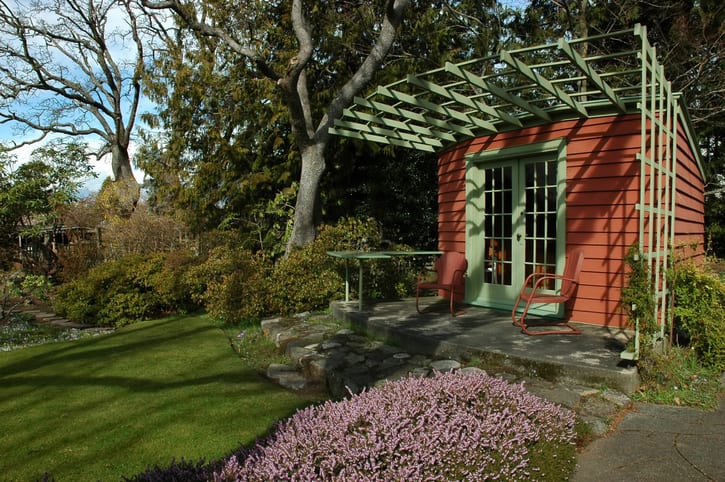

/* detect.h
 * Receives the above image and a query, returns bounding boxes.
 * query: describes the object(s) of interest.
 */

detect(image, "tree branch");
[0,0,149,187]
[316,0,411,145]
[141,0,281,81]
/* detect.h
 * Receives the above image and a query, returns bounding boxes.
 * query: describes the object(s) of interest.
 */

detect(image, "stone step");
[262,317,500,401]
[16,306,90,329]
[260,314,633,437]
[266,363,311,391]
[262,315,433,399]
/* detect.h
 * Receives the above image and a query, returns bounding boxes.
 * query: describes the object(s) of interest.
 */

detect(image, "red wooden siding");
[438,148,467,253]
[437,114,704,329]
[673,124,705,259]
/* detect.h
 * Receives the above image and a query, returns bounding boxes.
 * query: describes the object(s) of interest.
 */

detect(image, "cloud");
[3,134,145,197]
[82,142,145,196]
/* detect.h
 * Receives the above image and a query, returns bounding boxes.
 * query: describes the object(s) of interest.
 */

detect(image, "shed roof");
[331,24,698,160]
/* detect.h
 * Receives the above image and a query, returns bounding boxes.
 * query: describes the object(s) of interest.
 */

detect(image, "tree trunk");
[281,0,410,254]
[111,143,137,183]
[110,142,140,215]
[286,142,325,251]
[141,0,411,253]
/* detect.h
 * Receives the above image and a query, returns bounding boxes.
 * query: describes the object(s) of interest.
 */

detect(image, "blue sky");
[0,128,145,196]
[0,0,150,196]
[2,0,531,196]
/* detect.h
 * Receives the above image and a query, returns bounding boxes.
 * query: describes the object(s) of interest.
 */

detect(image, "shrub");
[54,197,105,281]
[54,251,202,326]
[706,223,725,259]
[54,257,127,325]
[620,245,657,340]
[319,217,421,300]
[263,217,421,316]
[55,240,104,282]
[101,204,195,260]
[671,261,725,371]
[1,270,51,322]
[184,245,271,324]
[148,249,200,314]
[315,216,385,251]
[52,217,424,326]
[122,457,226,482]
[96,176,141,219]
[265,238,344,316]
[214,371,576,481]
[635,346,722,409]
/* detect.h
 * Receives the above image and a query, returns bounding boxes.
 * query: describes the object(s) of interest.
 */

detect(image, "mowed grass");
[0,314,314,481]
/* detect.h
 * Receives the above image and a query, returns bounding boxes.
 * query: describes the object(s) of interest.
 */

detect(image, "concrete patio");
[331,297,641,394]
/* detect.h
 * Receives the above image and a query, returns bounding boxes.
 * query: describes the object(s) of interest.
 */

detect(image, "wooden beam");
[327,25,662,156]
[557,39,627,113]
[358,91,476,138]
[328,126,437,152]
[332,118,443,148]
[500,50,589,117]
[406,75,522,129]
[444,62,551,122]
[349,98,457,142]
[375,85,497,133]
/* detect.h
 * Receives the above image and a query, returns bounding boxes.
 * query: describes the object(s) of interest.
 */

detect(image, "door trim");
[465,138,568,315]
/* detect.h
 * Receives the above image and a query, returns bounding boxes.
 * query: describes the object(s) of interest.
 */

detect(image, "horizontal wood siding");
[673,124,705,259]
[438,114,703,327]
[438,114,647,328]
[438,147,467,253]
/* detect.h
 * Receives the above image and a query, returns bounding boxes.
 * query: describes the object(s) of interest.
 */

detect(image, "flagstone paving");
[260,312,633,438]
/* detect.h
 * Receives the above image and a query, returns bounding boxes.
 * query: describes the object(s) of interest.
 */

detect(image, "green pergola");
[331,25,702,358]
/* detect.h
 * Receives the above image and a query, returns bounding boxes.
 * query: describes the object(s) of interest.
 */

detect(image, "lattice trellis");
[330,25,700,358]
[331,27,652,150]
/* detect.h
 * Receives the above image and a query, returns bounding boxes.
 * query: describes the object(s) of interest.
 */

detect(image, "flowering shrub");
[214,370,576,481]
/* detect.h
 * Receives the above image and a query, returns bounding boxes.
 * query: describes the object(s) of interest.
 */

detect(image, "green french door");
[466,140,566,314]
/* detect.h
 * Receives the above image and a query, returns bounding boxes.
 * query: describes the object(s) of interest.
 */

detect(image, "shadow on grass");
[0,317,207,374]
[0,314,317,481]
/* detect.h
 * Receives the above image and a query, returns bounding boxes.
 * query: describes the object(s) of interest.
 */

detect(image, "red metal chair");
[416,251,468,316]
[512,249,585,335]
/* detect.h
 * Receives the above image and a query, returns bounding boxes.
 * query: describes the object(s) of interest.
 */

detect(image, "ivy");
[622,243,725,371]
[620,244,658,343]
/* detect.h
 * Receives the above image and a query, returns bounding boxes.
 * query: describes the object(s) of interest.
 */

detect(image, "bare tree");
[141,0,411,252]
[0,0,147,201]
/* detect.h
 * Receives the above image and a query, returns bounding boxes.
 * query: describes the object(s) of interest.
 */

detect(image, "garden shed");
[330,25,705,349]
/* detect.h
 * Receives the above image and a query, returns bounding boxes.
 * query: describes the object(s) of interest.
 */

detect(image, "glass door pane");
[482,165,513,286]
[523,158,558,290]
[466,144,564,311]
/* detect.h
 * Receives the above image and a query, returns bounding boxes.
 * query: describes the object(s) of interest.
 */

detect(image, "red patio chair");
[511,249,585,335]
[416,251,468,316]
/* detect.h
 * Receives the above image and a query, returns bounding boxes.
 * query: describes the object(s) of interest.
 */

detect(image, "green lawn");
[0,314,314,481]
